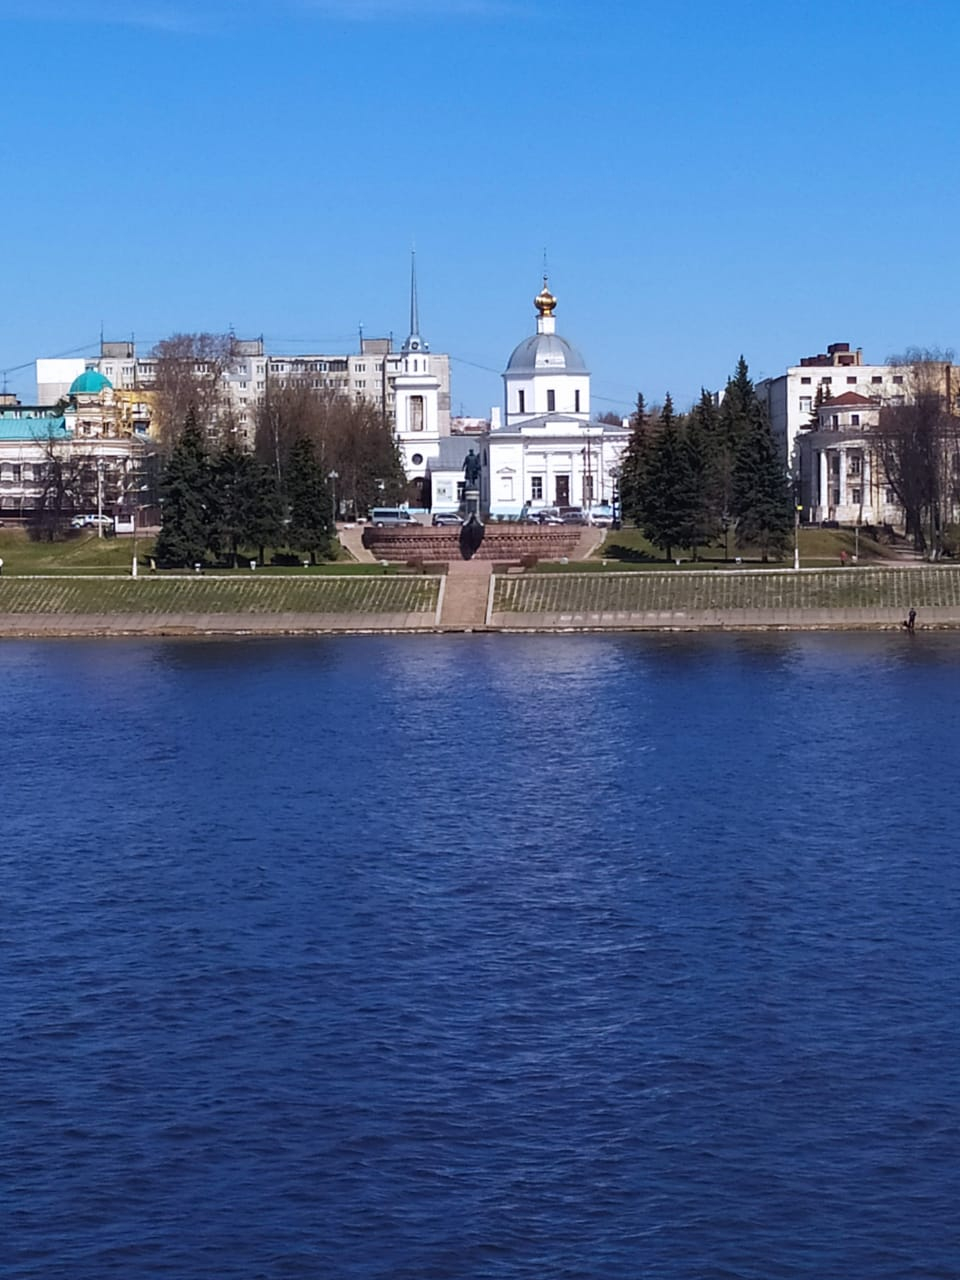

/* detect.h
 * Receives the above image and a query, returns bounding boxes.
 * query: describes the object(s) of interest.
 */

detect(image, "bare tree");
[31,431,89,540]
[874,350,959,556]
[150,332,234,450]
[254,381,404,517]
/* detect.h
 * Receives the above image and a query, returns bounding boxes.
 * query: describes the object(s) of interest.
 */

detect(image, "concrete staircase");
[439,560,491,630]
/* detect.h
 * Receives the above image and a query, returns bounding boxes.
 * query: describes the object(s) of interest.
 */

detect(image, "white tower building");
[392,254,443,503]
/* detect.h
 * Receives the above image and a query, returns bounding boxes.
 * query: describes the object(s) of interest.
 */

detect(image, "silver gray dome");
[504,332,588,375]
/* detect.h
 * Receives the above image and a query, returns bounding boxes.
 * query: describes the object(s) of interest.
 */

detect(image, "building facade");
[0,371,149,522]
[755,342,954,474]
[481,281,628,518]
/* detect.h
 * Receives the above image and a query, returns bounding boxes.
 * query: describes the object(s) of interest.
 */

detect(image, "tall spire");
[402,250,429,354]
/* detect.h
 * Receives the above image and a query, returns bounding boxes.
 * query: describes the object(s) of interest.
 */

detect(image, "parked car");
[586,505,615,527]
[431,512,462,526]
[70,514,113,529]
[527,507,563,525]
[560,508,586,525]
[367,508,419,527]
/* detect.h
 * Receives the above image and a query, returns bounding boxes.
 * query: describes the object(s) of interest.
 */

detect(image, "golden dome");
[534,276,557,317]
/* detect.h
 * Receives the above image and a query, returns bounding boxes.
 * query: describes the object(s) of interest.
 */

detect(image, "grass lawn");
[593,525,900,569]
[494,566,960,616]
[0,528,392,577]
[0,574,440,615]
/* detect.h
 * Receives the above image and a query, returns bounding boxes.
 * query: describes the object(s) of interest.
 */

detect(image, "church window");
[531,475,543,501]
[574,390,580,412]
[410,395,425,431]
[411,452,424,466]
[547,389,556,412]
[518,390,525,413]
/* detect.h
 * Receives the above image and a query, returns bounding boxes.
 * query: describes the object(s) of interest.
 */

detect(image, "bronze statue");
[463,448,481,486]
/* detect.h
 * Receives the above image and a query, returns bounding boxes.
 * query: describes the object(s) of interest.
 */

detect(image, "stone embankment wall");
[361,524,581,563]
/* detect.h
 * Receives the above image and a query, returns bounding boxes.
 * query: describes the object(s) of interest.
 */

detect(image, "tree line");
[619,357,794,561]
[155,410,337,567]
[150,332,407,518]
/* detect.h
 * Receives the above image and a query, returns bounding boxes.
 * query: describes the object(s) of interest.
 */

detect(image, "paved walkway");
[335,523,378,563]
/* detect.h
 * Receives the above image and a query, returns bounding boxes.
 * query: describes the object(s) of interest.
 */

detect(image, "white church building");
[480,281,629,518]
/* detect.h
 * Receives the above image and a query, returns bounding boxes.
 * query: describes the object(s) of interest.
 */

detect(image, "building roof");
[430,436,478,470]
[491,413,627,436]
[504,332,588,375]
[821,391,879,407]
[69,369,112,396]
[0,416,69,441]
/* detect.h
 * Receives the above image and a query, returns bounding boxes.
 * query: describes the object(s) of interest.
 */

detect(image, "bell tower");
[393,252,442,485]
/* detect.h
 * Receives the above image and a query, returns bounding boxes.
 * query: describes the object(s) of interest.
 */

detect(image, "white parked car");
[586,506,615,527]
[70,514,113,529]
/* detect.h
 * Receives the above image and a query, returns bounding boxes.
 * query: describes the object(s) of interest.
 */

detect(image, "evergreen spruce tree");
[732,399,793,561]
[715,357,754,536]
[681,389,721,556]
[155,408,213,566]
[641,394,697,560]
[286,436,335,564]
[618,392,650,526]
[210,445,282,566]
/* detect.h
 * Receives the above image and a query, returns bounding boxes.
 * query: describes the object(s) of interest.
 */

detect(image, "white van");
[368,508,418,527]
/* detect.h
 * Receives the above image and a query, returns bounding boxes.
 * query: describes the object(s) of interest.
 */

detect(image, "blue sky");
[2,0,960,414]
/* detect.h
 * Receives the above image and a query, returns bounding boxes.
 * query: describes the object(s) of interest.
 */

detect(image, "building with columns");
[795,392,902,526]
[482,281,628,518]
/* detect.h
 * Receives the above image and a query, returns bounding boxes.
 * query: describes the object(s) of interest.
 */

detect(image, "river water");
[4,634,960,1279]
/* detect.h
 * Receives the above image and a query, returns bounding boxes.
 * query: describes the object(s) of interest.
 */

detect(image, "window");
[831,488,841,505]
[885,488,896,504]
[831,455,840,474]
[530,475,543,501]
[832,414,840,428]
[851,488,862,505]
[872,376,882,384]
[893,375,904,384]
[547,389,556,412]
[500,475,514,500]
[799,396,812,413]
[847,376,857,384]
[849,455,862,475]
[574,389,581,413]
[821,376,832,385]
[891,395,905,406]
[409,395,424,431]
[518,389,525,414]
[800,376,812,385]
[411,452,423,466]
[850,414,860,427]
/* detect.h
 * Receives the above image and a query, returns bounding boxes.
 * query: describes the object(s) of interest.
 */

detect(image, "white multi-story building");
[37,329,451,463]
[754,342,944,472]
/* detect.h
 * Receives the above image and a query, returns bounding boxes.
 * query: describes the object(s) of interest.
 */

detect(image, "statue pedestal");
[464,487,481,519]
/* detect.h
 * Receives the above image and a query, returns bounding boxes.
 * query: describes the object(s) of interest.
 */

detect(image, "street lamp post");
[794,502,803,571]
[328,470,339,524]
[96,458,104,538]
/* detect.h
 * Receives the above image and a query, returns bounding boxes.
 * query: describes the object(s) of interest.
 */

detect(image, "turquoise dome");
[69,369,112,396]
